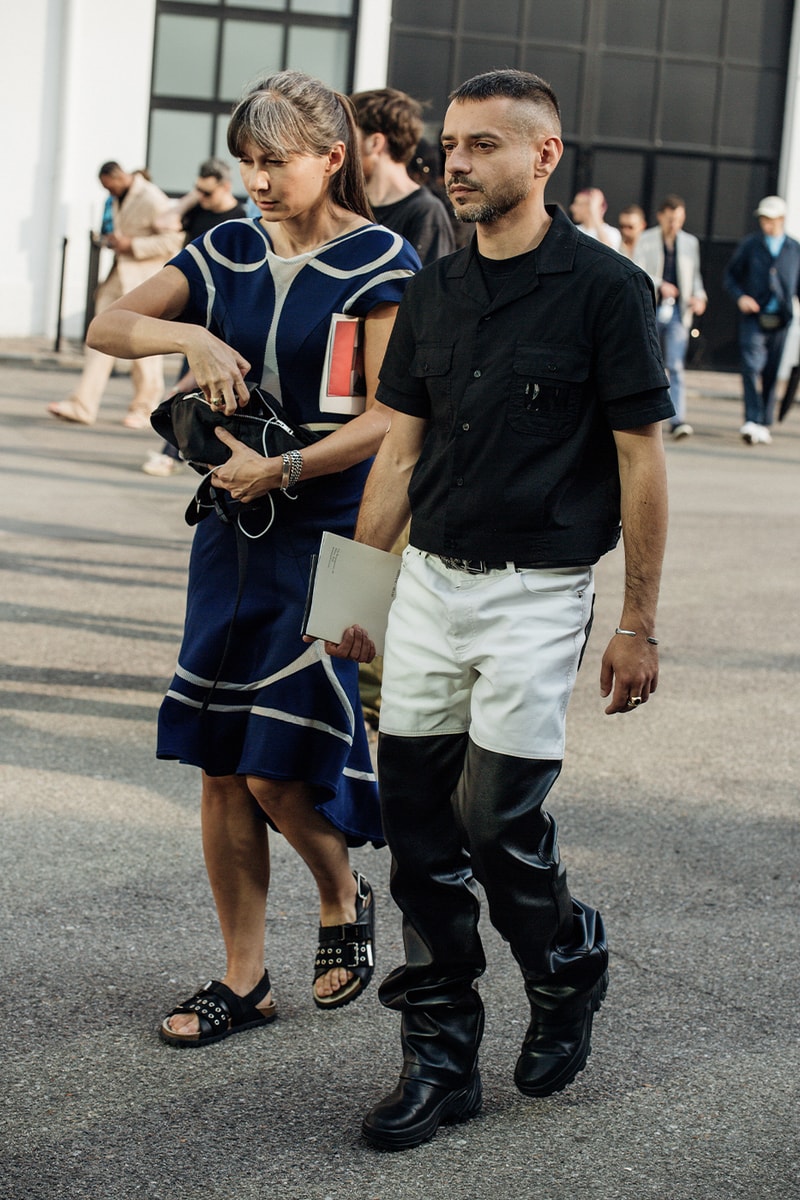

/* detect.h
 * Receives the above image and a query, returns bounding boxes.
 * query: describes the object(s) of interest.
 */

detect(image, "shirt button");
[455,477,464,486]
[547,362,558,372]
[462,422,470,431]
[473,369,481,378]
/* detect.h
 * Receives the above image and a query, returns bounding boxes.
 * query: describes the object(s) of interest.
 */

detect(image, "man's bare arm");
[353,409,428,550]
[600,423,669,714]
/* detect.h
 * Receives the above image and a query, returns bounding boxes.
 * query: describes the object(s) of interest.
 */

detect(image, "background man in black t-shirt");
[164,157,247,241]
[330,69,671,1152]
[351,87,455,266]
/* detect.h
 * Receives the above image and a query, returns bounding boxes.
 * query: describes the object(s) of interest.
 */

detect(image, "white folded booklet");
[302,532,402,655]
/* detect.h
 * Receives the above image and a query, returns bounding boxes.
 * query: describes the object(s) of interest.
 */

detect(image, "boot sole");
[515,970,609,1098]
[362,1073,482,1151]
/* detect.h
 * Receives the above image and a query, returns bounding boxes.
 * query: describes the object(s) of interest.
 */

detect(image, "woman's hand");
[209,428,281,502]
[184,329,252,413]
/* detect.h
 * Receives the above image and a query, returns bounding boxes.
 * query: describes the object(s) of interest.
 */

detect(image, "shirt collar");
[446,203,578,282]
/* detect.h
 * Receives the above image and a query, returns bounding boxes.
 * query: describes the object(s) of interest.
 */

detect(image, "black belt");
[436,555,556,574]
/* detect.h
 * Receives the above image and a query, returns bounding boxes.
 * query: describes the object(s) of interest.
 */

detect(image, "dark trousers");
[739,314,789,426]
[377,732,608,1086]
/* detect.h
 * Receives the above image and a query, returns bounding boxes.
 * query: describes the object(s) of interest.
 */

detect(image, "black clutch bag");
[150,385,320,475]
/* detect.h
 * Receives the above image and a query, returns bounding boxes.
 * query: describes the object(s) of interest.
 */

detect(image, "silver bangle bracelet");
[280,449,303,492]
[615,626,659,646]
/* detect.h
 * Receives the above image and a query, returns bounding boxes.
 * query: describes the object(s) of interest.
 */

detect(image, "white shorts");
[379,546,595,759]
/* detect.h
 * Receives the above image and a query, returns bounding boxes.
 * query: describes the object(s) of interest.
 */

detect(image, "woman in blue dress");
[88,70,419,1044]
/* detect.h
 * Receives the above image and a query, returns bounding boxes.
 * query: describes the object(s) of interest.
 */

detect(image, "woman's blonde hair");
[228,69,372,220]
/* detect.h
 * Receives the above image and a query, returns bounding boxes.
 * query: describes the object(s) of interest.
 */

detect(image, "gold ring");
[626,696,643,708]
[210,396,224,408]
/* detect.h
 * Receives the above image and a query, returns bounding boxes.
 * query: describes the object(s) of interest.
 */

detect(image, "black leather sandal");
[313,872,375,1010]
[159,969,276,1047]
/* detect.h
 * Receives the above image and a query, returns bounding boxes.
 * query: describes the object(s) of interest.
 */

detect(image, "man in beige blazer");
[634,194,707,438]
[49,163,183,428]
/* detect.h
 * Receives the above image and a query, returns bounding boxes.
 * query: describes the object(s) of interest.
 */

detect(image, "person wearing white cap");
[724,195,800,444]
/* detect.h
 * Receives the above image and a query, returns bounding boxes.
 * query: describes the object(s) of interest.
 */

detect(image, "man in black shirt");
[172,157,247,241]
[351,88,455,265]
[330,69,672,1151]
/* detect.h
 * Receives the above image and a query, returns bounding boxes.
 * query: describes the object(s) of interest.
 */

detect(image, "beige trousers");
[70,269,165,421]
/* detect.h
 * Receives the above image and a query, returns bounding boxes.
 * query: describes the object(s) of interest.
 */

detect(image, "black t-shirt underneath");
[182,202,247,241]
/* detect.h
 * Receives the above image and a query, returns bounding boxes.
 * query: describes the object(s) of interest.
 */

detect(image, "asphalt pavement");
[0,349,798,1200]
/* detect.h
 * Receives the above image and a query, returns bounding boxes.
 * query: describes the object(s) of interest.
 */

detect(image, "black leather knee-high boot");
[362,733,484,1151]
[377,732,485,1084]
[452,740,608,1097]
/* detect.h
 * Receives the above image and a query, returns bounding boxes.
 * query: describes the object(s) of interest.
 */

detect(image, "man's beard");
[448,173,531,224]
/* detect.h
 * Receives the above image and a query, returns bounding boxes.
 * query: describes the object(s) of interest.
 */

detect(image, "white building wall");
[1,0,157,340]
[2,0,391,341]
[353,0,392,92]
[779,0,800,232]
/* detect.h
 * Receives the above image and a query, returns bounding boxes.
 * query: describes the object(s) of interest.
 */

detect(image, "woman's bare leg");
[164,772,272,1036]
[247,776,364,1001]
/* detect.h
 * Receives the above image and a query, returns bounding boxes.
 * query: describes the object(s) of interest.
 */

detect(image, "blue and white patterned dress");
[157,219,419,846]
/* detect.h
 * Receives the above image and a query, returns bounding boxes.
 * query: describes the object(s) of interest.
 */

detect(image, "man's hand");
[599,634,659,715]
[738,295,760,314]
[106,233,132,254]
[307,624,377,663]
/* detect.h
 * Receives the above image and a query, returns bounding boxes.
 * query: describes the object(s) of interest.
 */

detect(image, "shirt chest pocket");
[410,344,454,413]
[508,348,590,439]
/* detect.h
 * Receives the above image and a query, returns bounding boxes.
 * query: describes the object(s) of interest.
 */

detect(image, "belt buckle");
[439,555,486,574]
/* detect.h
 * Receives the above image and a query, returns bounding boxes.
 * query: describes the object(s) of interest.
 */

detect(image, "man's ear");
[535,135,563,178]
[363,131,386,157]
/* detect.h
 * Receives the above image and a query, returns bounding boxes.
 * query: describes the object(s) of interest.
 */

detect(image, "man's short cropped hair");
[349,88,424,165]
[198,157,231,183]
[658,193,685,212]
[98,161,124,178]
[449,69,561,134]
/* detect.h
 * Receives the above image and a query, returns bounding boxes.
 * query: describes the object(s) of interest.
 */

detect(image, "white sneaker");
[739,421,758,444]
[755,425,773,444]
[142,451,180,477]
[671,423,693,439]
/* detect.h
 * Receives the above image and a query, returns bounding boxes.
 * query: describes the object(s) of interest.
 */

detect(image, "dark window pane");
[524,0,587,44]
[650,155,711,233]
[603,0,659,50]
[521,48,584,137]
[713,160,773,240]
[390,34,453,123]
[596,55,657,140]
[455,40,521,85]
[725,0,792,69]
[719,66,785,155]
[461,0,520,37]
[664,0,724,55]
[549,144,577,212]
[659,63,719,147]
[590,150,648,225]
[392,0,456,27]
